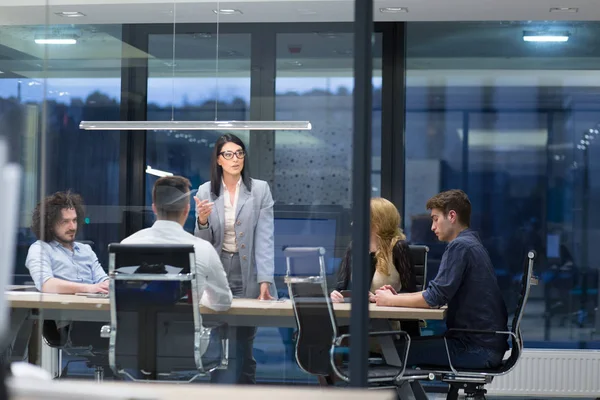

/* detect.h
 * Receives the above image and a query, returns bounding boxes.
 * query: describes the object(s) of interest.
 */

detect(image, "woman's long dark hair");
[210,133,252,196]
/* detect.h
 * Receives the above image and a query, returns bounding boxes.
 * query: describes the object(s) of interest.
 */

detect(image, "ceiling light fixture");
[284,61,303,67]
[145,166,173,178]
[55,11,86,17]
[297,9,317,15]
[333,49,353,56]
[79,120,312,131]
[192,33,212,39]
[34,37,77,45]
[549,7,578,13]
[213,9,242,15]
[523,31,570,43]
[379,7,408,13]
[315,32,338,39]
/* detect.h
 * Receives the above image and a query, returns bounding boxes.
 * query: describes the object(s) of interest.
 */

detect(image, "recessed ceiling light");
[55,11,86,17]
[220,50,243,57]
[333,49,353,56]
[379,7,408,13]
[192,33,212,39]
[315,32,338,39]
[523,31,570,43]
[549,7,578,13]
[0,71,4,74]
[213,9,242,15]
[297,9,317,15]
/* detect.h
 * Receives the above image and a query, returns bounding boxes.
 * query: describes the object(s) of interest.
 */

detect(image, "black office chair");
[42,321,109,381]
[100,243,228,382]
[284,247,431,395]
[41,239,108,381]
[408,245,429,292]
[407,250,538,400]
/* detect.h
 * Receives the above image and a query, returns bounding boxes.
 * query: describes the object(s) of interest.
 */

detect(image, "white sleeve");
[198,245,232,312]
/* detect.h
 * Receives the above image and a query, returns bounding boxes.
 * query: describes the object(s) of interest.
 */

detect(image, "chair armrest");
[202,322,229,371]
[441,329,519,374]
[205,321,229,340]
[334,329,410,345]
[330,330,412,383]
[444,328,515,338]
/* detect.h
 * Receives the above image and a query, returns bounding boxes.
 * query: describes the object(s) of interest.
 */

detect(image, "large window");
[406,21,600,347]
[0,24,122,282]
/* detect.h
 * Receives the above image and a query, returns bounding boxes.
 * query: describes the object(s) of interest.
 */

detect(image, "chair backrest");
[284,247,337,376]
[409,245,429,291]
[503,250,536,372]
[107,243,205,381]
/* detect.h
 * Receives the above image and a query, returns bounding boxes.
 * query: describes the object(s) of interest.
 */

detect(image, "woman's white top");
[222,178,241,253]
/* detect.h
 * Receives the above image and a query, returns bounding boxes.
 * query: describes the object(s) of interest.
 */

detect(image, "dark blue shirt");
[423,229,509,353]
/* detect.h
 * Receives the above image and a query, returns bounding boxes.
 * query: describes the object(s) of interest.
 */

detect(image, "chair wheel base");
[447,383,487,400]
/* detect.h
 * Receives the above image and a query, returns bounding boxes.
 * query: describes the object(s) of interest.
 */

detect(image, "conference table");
[6,290,445,399]
[6,291,446,326]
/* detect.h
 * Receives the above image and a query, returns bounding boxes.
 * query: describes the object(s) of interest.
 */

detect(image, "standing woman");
[195,133,276,384]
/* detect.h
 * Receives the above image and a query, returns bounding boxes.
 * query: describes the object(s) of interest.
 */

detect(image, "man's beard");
[55,230,76,245]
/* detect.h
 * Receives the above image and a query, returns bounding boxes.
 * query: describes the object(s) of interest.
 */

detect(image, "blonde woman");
[331,197,417,302]
[330,197,420,350]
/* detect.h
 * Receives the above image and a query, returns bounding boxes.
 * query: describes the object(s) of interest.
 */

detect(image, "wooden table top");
[8,378,395,400]
[5,291,446,320]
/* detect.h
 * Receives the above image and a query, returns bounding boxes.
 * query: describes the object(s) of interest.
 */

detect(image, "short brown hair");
[152,176,192,219]
[31,191,85,242]
[426,189,471,227]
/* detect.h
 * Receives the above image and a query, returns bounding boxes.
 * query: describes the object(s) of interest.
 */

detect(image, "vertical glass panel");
[272,30,381,383]
[275,32,382,205]
[0,23,122,279]
[0,13,123,376]
[406,21,600,348]
[146,32,251,232]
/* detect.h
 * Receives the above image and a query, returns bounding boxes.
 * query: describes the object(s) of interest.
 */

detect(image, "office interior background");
[1,0,600,392]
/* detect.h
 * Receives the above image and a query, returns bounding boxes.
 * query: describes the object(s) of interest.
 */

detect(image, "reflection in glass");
[406,21,600,348]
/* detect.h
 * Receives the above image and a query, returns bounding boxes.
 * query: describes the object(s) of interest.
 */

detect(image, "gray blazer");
[194,178,276,299]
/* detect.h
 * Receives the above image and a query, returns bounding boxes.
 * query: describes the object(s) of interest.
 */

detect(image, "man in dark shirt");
[375,189,509,369]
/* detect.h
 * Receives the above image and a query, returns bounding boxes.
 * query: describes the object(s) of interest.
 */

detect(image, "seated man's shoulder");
[447,236,470,251]
[27,240,50,254]
[75,241,95,252]
[29,239,45,248]
[190,235,215,251]
[120,228,153,244]
[450,231,481,250]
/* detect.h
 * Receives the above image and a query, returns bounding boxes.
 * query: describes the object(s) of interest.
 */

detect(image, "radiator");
[486,349,600,397]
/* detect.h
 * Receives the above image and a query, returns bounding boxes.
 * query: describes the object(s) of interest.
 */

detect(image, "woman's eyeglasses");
[219,150,246,160]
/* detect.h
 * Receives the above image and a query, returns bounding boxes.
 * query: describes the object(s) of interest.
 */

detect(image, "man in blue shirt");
[25,191,108,293]
[375,189,508,369]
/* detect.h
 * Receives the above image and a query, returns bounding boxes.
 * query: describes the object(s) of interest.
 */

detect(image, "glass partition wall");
[1,0,380,386]
[4,0,599,391]
[405,21,600,348]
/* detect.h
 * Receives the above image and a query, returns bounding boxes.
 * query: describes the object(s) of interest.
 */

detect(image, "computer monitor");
[547,233,561,260]
[273,205,345,277]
